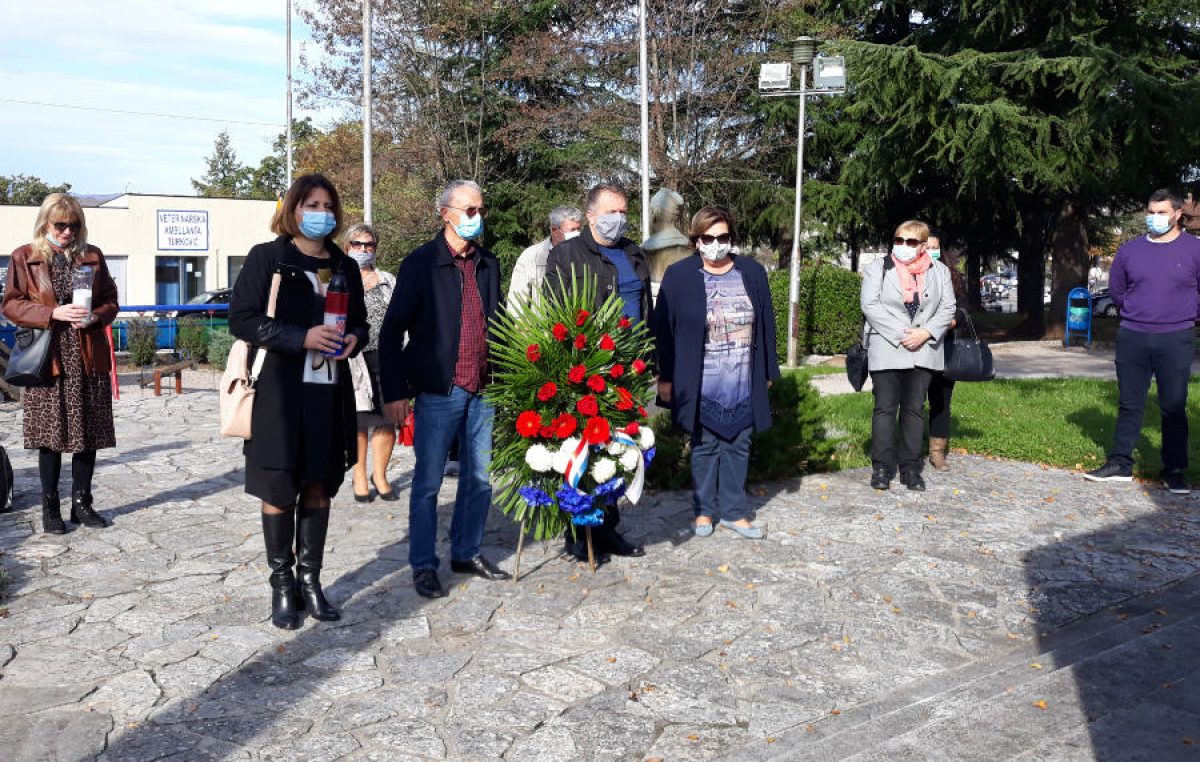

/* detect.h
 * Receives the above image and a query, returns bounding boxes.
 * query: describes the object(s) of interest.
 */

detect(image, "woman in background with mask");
[860,220,956,491]
[229,173,368,629]
[342,223,400,502]
[923,230,968,471]
[653,207,780,539]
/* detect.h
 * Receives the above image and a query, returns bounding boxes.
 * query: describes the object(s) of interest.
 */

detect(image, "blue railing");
[0,304,230,351]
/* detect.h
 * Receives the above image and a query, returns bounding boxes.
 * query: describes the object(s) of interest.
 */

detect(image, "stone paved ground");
[1,391,1199,761]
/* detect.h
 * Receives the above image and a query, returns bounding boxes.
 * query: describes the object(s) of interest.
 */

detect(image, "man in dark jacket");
[380,179,511,598]
[545,183,652,564]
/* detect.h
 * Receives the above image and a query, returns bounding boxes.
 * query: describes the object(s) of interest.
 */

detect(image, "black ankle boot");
[70,491,110,528]
[42,494,66,534]
[296,508,340,621]
[262,512,302,630]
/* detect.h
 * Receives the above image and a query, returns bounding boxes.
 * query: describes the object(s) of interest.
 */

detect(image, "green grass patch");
[817,377,1200,481]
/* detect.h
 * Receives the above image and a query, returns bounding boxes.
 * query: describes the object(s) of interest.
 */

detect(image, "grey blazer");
[860,257,956,372]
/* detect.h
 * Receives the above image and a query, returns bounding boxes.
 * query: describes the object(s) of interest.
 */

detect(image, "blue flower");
[571,507,604,527]
[643,447,656,466]
[593,477,626,504]
[555,484,594,515]
[518,485,554,508]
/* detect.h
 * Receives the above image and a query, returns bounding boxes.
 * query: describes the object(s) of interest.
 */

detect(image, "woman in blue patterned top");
[653,207,781,539]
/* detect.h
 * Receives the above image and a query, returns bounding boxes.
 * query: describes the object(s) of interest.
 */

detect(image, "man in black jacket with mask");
[545,182,652,564]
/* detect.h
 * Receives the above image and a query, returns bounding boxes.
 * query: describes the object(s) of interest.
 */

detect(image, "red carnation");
[526,344,541,362]
[577,394,599,417]
[615,387,634,411]
[552,322,569,341]
[539,426,554,438]
[552,413,578,438]
[598,334,616,351]
[587,375,606,393]
[618,316,631,329]
[623,422,640,436]
[567,364,587,384]
[537,382,558,401]
[632,359,647,375]
[575,309,590,326]
[516,411,542,438]
[583,417,612,445]
[638,405,648,418]
[574,334,587,350]
[609,363,625,378]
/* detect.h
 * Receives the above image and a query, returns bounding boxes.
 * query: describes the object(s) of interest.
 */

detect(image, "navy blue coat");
[652,254,781,436]
[379,231,500,401]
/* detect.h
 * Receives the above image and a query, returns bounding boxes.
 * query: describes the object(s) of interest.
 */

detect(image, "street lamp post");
[759,38,847,367]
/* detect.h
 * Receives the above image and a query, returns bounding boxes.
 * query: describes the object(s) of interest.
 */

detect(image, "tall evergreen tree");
[191,131,246,198]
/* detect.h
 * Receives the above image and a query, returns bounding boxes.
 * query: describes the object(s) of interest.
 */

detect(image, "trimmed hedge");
[175,316,209,363]
[644,373,833,490]
[208,329,236,371]
[126,318,158,367]
[768,263,863,357]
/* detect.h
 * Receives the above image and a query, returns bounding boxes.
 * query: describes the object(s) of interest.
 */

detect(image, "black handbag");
[942,313,995,382]
[845,336,868,392]
[5,326,54,387]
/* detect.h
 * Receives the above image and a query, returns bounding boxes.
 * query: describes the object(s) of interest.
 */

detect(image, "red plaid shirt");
[452,249,488,392]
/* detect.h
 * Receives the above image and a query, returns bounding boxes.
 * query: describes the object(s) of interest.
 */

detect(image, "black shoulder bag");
[5,326,54,387]
[942,312,995,382]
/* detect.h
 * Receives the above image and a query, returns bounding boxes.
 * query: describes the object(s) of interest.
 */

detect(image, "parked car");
[1092,289,1119,317]
[168,288,232,318]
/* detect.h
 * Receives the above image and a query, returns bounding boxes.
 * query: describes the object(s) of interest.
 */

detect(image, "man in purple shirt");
[1085,189,1200,493]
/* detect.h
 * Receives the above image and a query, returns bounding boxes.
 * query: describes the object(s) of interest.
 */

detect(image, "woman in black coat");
[653,207,781,539]
[229,173,368,630]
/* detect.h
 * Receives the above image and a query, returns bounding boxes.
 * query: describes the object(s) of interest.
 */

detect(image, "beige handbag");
[219,274,280,439]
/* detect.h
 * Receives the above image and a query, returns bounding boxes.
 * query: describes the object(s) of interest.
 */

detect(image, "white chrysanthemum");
[553,437,581,474]
[524,444,555,473]
[606,440,626,456]
[638,427,656,450]
[592,457,617,484]
[619,447,641,472]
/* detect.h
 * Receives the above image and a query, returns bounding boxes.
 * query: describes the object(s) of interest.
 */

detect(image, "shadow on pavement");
[1024,486,1200,759]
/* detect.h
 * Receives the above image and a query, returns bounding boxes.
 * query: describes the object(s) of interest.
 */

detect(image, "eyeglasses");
[52,222,82,233]
[892,237,925,247]
[448,205,486,218]
[349,240,377,250]
[698,233,732,245]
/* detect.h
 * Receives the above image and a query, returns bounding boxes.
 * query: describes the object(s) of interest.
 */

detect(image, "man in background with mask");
[545,182,652,564]
[1086,189,1200,494]
[507,205,584,310]
[380,179,511,599]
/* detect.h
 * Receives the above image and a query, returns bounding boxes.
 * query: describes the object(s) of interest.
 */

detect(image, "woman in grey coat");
[860,220,956,491]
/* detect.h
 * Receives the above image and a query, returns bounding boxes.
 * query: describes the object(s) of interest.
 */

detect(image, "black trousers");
[870,368,933,475]
[927,372,956,439]
[1110,327,1193,473]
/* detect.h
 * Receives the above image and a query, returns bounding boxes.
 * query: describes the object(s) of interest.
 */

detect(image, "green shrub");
[768,263,863,357]
[175,316,209,363]
[644,373,831,490]
[208,329,236,371]
[126,318,158,367]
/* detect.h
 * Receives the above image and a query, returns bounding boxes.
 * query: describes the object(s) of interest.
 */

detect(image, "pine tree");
[191,131,246,198]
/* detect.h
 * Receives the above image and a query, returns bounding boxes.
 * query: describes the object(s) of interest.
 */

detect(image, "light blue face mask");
[454,211,483,241]
[299,211,336,240]
[928,248,941,260]
[46,233,65,249]
[1146,213,1173,236]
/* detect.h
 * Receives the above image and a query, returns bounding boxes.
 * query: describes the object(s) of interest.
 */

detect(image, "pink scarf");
[893,251,932,303]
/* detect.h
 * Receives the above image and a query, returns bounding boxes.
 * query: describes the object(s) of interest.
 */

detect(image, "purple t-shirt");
[1109,231,1200,333]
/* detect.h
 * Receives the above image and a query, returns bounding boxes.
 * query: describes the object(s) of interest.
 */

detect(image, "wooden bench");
[144,358,196,396]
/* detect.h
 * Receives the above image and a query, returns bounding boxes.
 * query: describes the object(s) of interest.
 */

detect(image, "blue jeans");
[409,387,494,571]
[690,426,752,522]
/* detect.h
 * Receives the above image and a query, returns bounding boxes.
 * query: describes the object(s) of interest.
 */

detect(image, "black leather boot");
[70,491,110,528]
[262,512,302,630]
[295,508,340,621]
[42,494,66,534]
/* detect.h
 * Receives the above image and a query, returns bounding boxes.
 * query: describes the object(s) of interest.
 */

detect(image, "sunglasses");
[449,205,486,218]
[698,233,732,245]
[349,240,377,250]
[52,221,82,233]
[892,237,925,247]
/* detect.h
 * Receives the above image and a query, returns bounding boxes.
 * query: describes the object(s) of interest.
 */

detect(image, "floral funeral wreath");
[485,270,656,574]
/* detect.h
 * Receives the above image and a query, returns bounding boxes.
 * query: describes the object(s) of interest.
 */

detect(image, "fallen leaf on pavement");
[1032,700,1048,710]
[1029,663,1043,670]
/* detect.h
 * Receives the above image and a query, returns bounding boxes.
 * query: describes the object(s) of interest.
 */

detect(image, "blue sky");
[0,2,335,196]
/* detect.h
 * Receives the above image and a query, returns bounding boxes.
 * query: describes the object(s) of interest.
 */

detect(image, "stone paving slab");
[0,391,1198,760]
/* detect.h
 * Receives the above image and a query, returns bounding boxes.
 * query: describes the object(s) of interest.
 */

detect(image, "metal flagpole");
[285,0,293,185]
[362,0,373,224]
[785,63,807,367]
[638,0,650,241]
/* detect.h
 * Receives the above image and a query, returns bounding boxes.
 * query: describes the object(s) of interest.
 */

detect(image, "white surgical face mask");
[562,230,580,241]
[698,240,731,262]
[892,244,918,262]
[349,251,375,268]
[927,248,941,260]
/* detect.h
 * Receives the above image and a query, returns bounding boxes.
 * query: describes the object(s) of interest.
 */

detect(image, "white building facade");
[0,194,278,308]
